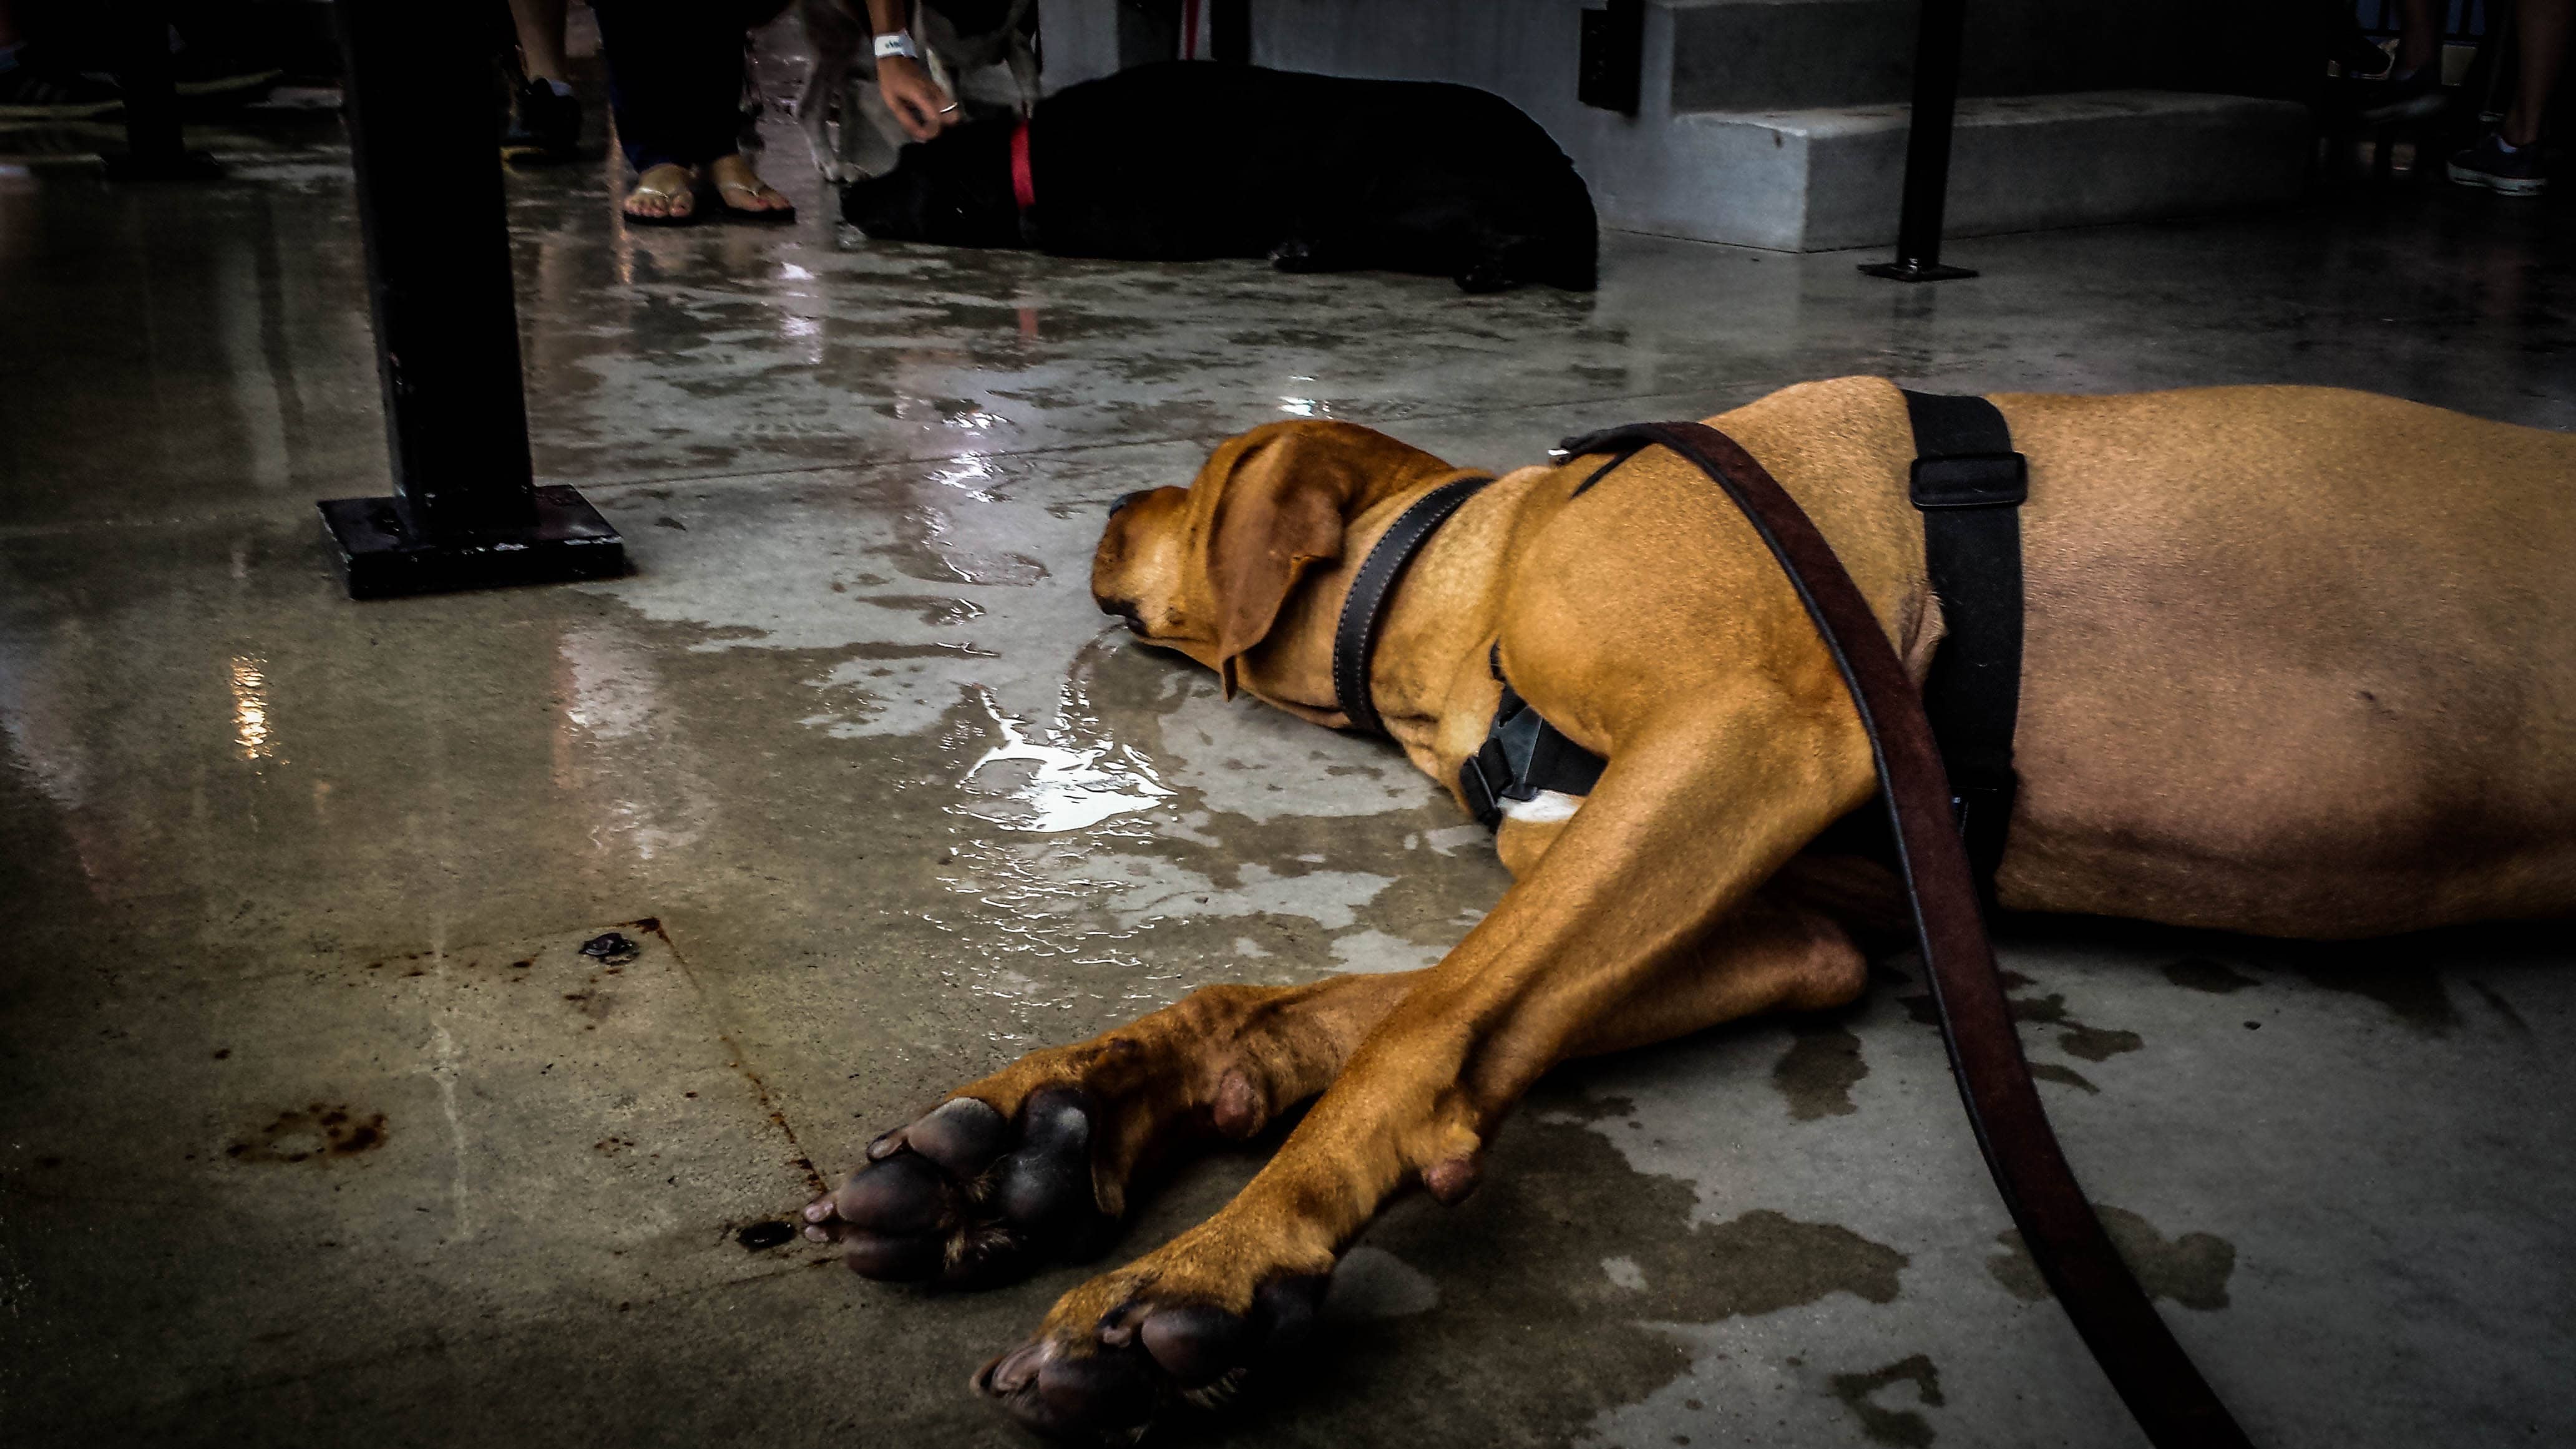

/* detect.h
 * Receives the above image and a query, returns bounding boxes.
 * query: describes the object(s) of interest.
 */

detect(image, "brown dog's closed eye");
[1091,420,1473,696]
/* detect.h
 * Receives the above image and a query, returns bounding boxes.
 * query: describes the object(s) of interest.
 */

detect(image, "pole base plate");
[318,485,628,600]
[1859,259,1980,282]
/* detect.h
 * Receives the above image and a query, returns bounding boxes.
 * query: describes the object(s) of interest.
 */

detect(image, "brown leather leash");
[1555,421,2253,1449]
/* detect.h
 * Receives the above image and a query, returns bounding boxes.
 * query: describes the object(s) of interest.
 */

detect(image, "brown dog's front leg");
[973,695,1877,1438]
[805,971,1420,1286]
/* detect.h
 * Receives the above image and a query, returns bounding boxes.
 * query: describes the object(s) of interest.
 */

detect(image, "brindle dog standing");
[806,376,2576,1440]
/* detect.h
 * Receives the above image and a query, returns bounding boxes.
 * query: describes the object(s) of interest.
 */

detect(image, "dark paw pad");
[995,1090,1100,1243]
[813,1089,1112,1286]
[902,1095,1012,1172]
[977,1274,1332,1440]
[1138,1304,1254,1387]
[835,1149,947,1233]
[977,1339,1158,1443]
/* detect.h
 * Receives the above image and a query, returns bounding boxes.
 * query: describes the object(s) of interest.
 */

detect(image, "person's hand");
[878,55,959,142]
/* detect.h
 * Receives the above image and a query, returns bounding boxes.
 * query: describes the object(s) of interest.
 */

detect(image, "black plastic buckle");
[1458,752,1505,831]
[1910,452,2028,509]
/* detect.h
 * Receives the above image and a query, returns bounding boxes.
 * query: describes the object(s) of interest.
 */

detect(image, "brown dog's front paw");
[976,1275,1328,1442]
[804,1088,1113,1286]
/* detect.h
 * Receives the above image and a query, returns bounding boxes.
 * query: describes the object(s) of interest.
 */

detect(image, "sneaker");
[502,78,582,162]
[2355,63,2448,124]
[0,52,123,120]
[2447,132,2547,195]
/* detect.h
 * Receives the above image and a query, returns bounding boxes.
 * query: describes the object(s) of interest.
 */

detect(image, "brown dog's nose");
[1108,490,1151,517]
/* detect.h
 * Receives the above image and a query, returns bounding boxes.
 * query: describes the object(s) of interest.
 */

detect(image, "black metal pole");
[317,0,625,600]
[100,0,223,180]
[1860,0,1978,281]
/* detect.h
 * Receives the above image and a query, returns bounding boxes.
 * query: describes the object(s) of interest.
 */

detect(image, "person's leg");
[2504,0,2571,145]
[2358,0,2452,120]
[592,0,794,218]
[502,0,580,160]
[2396,0,2442,74]
[2449,0,2567,193]
[508,0,570,84]
[591,0,718,220]
[706,1,796,215]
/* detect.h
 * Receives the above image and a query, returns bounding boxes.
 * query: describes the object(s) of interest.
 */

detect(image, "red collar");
[1009,119,1035,211]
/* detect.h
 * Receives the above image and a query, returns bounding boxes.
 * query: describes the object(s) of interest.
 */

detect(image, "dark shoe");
[503,79,582,163]
[2355,63,2448,124]
[2446,132,2547,196]
[0,53,123,119]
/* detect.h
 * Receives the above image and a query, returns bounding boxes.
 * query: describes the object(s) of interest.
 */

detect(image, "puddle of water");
[954,687,1171,834]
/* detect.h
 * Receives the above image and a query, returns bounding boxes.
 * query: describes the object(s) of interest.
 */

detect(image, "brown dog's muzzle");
[1093,490,1168,633]
[1098,595,1148,632]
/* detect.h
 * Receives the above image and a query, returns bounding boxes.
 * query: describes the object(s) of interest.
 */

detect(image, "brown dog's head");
[1091,419,1469,700]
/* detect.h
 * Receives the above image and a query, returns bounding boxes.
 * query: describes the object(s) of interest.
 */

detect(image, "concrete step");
[1664,0,1920,110]
[1060,0,2316,253]
[1662,0,2146,110]
[1635,90,2313,251]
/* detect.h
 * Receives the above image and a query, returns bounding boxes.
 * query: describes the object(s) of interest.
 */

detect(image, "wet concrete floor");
[3,74,2574,1449]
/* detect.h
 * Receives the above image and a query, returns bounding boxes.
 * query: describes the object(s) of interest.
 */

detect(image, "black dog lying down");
[842,62,1598,292]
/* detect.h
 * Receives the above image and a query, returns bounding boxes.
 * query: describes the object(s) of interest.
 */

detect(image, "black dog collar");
[1329,475,1491,738]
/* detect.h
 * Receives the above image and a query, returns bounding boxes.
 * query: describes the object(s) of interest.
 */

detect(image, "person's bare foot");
[706,152,795,220]
[622,162,698,224]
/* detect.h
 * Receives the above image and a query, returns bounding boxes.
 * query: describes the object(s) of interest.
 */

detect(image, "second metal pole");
[1860,0,1978,281]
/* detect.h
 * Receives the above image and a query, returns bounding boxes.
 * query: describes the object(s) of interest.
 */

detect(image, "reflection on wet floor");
[3,56,2574,1449]
[956,686,1173,834]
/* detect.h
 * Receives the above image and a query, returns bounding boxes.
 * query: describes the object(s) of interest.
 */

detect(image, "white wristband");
[873,31,921,61]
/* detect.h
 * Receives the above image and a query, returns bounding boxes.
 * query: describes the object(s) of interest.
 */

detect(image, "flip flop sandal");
[623,167,701,228]
[712,179,798,225]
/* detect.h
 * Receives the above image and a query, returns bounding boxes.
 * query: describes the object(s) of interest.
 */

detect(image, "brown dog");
[805,376,2576,1440]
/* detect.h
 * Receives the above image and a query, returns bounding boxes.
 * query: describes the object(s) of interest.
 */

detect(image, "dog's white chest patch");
[1501,789,1586,825]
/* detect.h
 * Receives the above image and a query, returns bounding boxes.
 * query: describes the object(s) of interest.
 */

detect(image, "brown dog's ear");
[1193,420,1464,698]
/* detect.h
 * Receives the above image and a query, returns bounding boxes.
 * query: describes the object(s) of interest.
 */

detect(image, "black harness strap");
[1430,393,2033,848]
[1330,475,1492,740]
[1902,389,2028,900]
[1553,420,2249,1449]
[1458,653,1608,829]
